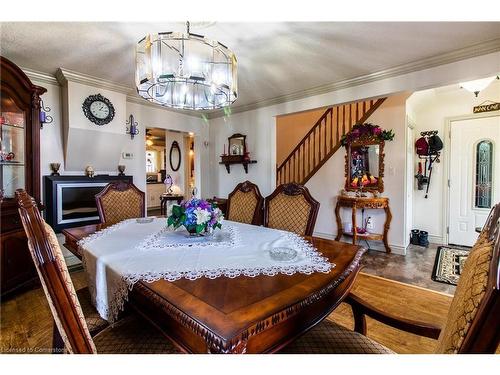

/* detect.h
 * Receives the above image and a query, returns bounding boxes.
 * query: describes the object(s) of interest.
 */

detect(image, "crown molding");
[20,37,500,120]
[55,68,202,118]
[207,37,500,119]
[126,93,204,119]
[55,67,132,94]
[22,67,59,86]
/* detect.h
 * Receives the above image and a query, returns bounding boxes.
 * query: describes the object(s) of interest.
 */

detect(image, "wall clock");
[82,94,115,125]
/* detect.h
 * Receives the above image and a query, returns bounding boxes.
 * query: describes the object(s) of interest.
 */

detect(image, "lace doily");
[136,224,241,251]
[125,231,331,282]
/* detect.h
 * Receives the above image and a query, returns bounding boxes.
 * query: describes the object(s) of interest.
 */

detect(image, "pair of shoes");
[410,229,429,247]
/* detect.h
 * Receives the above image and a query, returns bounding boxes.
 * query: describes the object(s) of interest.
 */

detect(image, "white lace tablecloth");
[78,218,334,322]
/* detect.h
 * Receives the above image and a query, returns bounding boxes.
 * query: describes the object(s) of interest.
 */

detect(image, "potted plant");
[167,198,224,236]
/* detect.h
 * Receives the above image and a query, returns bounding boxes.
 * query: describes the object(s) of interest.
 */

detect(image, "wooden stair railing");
[276,98,387,185]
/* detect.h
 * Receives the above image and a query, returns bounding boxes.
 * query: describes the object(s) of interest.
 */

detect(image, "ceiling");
[146,128,166,147]
[1,22,499,113]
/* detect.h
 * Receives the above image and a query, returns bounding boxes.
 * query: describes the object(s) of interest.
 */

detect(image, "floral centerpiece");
[167,198,223,236]
[340,123,394,146]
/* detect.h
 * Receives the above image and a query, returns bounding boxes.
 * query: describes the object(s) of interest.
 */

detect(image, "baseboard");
[428,234,445,245]
[312,231,406,255]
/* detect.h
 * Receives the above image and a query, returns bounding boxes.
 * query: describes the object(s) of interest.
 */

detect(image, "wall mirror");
[228,133,246,156]
[169,141,181,171]
[345,140,385,193]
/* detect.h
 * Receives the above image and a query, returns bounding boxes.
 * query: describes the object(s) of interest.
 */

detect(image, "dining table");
[63,219,365,354]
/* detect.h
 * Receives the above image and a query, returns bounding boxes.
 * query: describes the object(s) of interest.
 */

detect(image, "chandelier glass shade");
[136,24,237,110]
[459,76,498,97]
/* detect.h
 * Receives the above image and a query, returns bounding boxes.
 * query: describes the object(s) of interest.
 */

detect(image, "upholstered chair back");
[435,203,500,353]
[16,190,97,354]
[264,183,320,237]
[96,182,145,228]
[226,181,264,225]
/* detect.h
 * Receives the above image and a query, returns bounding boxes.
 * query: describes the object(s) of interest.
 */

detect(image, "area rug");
[431,246,470,286]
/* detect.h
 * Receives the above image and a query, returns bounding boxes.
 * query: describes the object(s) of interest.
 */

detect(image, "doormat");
[431,246,470,286]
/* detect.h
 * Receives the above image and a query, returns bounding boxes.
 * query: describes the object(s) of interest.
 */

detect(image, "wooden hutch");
[1,56,46,296]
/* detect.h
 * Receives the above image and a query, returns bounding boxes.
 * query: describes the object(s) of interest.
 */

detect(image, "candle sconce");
[126,114,140,139]
[39,99,53,129]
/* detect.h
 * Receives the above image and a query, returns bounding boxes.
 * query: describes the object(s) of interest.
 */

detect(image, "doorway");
[145,128,195,216]
[447,114,500,246]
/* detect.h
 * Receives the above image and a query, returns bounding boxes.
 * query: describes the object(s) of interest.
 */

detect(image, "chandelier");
[135,22,237,110]
[459,76,499,97]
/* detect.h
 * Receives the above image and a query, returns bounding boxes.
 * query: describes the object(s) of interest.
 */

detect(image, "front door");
[448,115,500,246]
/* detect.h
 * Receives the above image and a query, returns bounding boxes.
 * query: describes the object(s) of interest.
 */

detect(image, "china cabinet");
[1,56,46,297]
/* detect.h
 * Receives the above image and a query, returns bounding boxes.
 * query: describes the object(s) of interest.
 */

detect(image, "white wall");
[210,94,411,254]
[32,77,210,202]
[38,81,64,179]
[307,94,410,252]
[30,50,500,256]
[209,52,500,254]
[407,79,500,244]
[126,102,209,197]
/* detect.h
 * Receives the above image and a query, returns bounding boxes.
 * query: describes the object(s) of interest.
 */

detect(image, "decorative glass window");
[475,140,493,209]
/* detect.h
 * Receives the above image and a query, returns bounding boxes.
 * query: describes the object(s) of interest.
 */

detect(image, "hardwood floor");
[0,272,87,354]
[1,271,463,354]
[329,273,452,353]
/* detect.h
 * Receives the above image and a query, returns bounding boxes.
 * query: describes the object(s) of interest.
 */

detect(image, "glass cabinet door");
[0,96,26,198]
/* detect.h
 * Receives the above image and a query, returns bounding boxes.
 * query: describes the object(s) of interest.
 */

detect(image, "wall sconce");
[126,114,140,139]
[39,99,53,129]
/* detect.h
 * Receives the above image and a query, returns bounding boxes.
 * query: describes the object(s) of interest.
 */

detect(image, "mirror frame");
[228,133,246,156]
[344,138,385,193]
[169,141,181,172]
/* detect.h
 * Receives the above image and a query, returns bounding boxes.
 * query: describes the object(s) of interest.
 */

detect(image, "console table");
[335,195,392,253]
[160,194,184,215]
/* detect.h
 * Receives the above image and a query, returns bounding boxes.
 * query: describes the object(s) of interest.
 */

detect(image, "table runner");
[78,218,334,322]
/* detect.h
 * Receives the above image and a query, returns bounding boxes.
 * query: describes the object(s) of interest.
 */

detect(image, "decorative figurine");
[118,165,126,176]
[164,174,173,195]
[85,165,95,178]
[50,163,61,176]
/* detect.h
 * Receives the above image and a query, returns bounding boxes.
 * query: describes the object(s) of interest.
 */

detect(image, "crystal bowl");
[269,247,298,262]
[136,217,154,224]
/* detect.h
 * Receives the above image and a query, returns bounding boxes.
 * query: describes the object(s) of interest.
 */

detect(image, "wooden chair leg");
[52,321,64,354]
[351,304,367,335]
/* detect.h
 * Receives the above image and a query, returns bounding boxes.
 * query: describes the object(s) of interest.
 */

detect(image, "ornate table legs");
[383,205,392,253]
[335,201,342,241]
[334,196,391,253]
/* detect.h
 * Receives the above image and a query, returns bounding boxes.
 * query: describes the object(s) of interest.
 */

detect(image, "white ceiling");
[1,22,499,112]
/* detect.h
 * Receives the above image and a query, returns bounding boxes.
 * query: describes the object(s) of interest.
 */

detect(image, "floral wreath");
[340,123,395,146]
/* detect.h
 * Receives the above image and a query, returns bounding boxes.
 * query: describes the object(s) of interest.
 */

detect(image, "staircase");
[276,97,387,185]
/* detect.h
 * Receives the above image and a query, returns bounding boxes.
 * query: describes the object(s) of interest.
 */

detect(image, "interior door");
[449,115,500,246]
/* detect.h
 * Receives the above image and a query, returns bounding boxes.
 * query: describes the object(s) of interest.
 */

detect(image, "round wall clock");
[82,94,115,125]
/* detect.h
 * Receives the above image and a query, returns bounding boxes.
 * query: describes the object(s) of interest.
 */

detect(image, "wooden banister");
[276,97,387,186]
[277,107,333,172]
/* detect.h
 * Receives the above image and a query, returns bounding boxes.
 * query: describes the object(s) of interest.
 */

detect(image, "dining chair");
[264,183,320,236]
[95,181,145,228]
[16,189,180,354]
[226,180,264,225]
[282,203,500,354]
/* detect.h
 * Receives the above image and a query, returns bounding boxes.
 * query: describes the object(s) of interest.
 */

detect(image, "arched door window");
[475,140,493,209]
